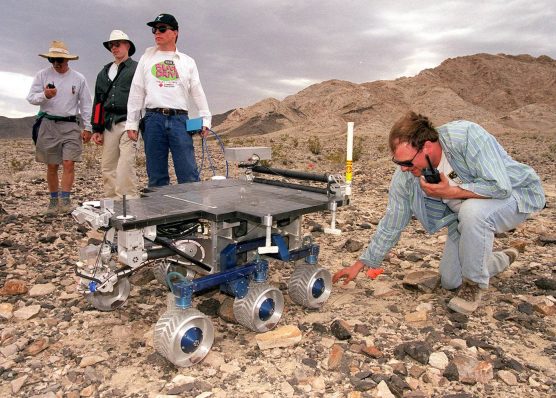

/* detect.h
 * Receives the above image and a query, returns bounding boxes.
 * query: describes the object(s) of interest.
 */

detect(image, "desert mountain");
[0,116,34,139]
[214,53,556,138]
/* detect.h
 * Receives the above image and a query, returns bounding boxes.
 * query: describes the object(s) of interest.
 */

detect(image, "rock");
[11,375,28,394]
[255,325,302,350]
[429,351,450,370]
[197,297,221,316]
[24,336,49,356]
[534,278,556,290]
[394,341,432,364]
[402,270,440,293]
[0,343,18,357]
[446,354,493,384]
[531,297,556,316]
[330,319,351,340]
[517,302,534,315]
[538,234,556,245]
[497,369,518,385]
[372,282,397,297]
[361,344,383,358]
[80,384,95,397]
[0,302,14,319]
[0,279,28,295]
[79,354,108,367]
[328,344,344,370]
[405,310,428,323]
[29,282,56,297]
[375,380,395,398]
[13,304,41,320]
[342,238,364,252]
[218,297,237,323]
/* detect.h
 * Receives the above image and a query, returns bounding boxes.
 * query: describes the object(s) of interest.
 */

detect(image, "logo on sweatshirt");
[151,60,179,81]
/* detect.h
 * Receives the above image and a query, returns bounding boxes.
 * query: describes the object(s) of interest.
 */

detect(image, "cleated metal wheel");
[233,283,284,332]
[153,261,195,289]
[86,277,131,311]
[154,308,214,367]
[288,264,332,309]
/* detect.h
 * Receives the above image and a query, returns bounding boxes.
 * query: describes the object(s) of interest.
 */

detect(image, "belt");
[146,108,188,116]
[40,112,77,123]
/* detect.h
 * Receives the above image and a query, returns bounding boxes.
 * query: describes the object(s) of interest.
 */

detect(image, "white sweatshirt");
[27,67,93,131]
[125,46,212,130]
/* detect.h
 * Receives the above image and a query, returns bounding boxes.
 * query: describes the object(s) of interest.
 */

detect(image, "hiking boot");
[45,198,59,215]
[447,280,486,315]
[502,248,519,265]
[59,197,73,214]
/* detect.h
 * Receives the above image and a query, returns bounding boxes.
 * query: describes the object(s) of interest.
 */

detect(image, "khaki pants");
[101,121,138,199]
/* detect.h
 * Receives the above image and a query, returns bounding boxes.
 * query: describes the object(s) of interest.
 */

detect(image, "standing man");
[333,112,545,315]
[91,30,139,199]
[27,40,93,214]
[126,13,211,187]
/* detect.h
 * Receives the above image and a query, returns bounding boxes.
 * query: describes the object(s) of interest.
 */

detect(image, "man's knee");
[62,160,75,171]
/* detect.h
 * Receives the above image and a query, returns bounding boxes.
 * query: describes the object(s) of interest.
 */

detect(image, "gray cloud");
[1,0,555,118]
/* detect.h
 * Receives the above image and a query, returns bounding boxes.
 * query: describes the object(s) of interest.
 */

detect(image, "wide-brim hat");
[146,13,179,30]
[39,40,78,60]
[103,30,136,56]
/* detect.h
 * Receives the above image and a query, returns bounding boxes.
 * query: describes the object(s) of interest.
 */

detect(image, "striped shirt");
[359,120,546,268]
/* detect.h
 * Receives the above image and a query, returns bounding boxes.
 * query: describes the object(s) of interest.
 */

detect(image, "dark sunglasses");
[108,41,123,49]
[152,25,174,34]
[392,148,421,167]
[48,57,66,64]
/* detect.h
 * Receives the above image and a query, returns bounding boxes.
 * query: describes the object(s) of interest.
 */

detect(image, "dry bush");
[308,136,321,155]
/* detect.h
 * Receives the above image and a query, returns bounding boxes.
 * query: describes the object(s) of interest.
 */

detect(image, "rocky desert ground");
[1,53,555,398]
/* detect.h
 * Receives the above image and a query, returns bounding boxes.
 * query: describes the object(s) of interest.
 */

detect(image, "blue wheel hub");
[180,327,203,354]
[258,298,275,321]
[311,278,325,298]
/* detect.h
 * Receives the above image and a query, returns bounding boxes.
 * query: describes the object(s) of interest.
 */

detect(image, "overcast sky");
[2,0,555,118]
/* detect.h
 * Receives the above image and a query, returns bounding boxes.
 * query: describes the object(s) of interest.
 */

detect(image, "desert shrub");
[10,158,32,172]
[82,143,101,169]
[325,150,344,165]
[292,137,299,148]
[308,136,321,155]
[353,137,364,161]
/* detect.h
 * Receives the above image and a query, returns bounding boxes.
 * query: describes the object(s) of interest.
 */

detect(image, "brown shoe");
[447,280,486,315]
[45,198,59,215]
[58,197,73,214]
[502,248,519,265]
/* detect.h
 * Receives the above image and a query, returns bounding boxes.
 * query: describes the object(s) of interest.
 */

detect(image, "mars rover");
[71,138,353,367]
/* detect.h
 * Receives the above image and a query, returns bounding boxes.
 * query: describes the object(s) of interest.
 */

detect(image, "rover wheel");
[86,277,131,311]
[233,283,284,332]
[288,264,332,309]
[154,308,214,367]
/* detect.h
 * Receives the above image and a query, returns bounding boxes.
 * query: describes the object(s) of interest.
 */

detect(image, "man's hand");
[81,130,92,143]
[44,86,57,99]
[332,260,366,285]
[201,126,210,138]
[91,132,103,145]
[419,172,453,198]
[127,130,139,141]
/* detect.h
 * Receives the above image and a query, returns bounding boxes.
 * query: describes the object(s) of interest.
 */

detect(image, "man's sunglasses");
[48,57,66,64]
[392,149,421,167]
[108,41,124,49]
[152,25,174,34]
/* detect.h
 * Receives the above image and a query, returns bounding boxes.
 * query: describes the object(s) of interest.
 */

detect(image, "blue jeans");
[439,196,529,289]
[142,112,199,187]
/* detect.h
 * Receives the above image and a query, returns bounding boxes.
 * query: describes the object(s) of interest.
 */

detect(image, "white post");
[345,122,354,196]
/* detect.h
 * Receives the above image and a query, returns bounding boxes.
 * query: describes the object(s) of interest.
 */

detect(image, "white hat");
[103,30,136,56]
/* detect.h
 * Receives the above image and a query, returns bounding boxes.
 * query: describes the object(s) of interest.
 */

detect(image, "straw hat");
[39,40,78,60]
[103,30,136,56]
